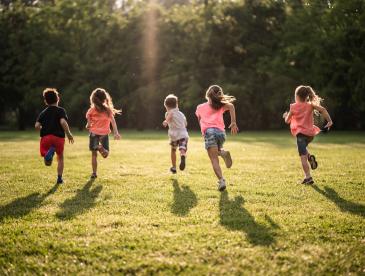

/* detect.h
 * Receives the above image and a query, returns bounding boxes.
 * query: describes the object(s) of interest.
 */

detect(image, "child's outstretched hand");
[283,111,288,119]
[114,133,121,140]
[229,122,239,135]
[67,134,74,144]
[162,120,168,127]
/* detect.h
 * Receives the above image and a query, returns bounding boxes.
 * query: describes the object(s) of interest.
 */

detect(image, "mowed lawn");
[0,131,364,275]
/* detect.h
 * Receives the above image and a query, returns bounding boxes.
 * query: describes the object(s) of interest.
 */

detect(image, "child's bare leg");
[217,147,232,168]
[57,154,64,176]
[300,154,311,178]
[171,148,177,168]
[92,151,98,174]
[180,149,186,157]
[207,147,223,179]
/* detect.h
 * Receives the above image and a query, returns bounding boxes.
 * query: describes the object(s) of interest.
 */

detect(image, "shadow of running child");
[171,179,198,217]
[56,179,102,220]
[219,191,276,246]
[312,185,365,218]
[0,182,61,223]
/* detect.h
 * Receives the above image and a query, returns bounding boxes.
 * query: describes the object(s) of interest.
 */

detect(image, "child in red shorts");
[35,88,74,184]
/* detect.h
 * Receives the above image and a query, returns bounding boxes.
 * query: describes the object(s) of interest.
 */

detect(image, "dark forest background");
[0,0,364,131]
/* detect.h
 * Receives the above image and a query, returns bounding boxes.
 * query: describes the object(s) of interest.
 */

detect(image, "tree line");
[0,0,364,130]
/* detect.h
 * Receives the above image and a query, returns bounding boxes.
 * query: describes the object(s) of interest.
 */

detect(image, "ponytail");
[205,85,236,110]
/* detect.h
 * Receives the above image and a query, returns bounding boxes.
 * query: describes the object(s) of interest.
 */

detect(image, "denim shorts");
[89,132,109,151]
[204,128,226,150]
[296,133,313,156]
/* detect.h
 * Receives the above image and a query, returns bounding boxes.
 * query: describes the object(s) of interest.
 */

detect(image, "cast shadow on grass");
[171,179,198,216]
[219,191,276,246]
[56,179,102,220]
[0,182,61,222]
[312,185,365,218]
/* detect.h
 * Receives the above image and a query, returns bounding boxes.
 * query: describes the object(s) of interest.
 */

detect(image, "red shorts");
[40,135,65,157]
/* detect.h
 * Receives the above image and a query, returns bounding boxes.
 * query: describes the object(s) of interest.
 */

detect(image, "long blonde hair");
[90,88,121,116]
[205,85,236,110]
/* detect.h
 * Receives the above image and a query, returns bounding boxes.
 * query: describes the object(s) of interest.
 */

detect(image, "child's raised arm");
[162,112,173,127]
[85,119,90,130]
[312,104,333,129]
[224,103,238,134]
[111,115,121,140]
[283,111,292,124]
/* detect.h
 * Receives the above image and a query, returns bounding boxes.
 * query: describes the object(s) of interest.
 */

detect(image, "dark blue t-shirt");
[37,106,68,138]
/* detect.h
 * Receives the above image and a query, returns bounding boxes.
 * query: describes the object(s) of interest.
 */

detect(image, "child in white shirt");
[162,94,189,174]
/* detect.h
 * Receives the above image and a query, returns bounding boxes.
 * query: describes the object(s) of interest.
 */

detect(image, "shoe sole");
[308,155,318,170]
[218,185,226,191]
[179,156,186,171]
[44,147,55,166]
[221,151,232,168]
[301,178,314,185]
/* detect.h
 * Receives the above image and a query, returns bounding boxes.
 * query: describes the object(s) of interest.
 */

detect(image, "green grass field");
[0,131,364,275]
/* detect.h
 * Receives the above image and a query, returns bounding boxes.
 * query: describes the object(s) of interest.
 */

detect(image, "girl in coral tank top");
[283,86,333,185]
[86,88,121,179]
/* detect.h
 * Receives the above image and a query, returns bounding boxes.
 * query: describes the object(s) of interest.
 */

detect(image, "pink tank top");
[290,102,320,137]
[195,102,225,134]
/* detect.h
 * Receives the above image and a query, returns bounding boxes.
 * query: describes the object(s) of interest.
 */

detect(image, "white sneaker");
[219,150,232,168]
[217,178,226,191]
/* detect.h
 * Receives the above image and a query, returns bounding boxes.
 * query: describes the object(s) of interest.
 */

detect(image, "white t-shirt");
[165,108,189,141]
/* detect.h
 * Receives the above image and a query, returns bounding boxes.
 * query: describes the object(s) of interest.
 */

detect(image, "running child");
[283,85,333,184]
[162,94,189,174]
[86,88,121,179]
[195,85,238,191]
[35,88,74,184]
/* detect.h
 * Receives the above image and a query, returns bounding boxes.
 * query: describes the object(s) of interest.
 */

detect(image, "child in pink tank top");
[86,88,121,179]
[283,85,333,185]
[196,85,238,191]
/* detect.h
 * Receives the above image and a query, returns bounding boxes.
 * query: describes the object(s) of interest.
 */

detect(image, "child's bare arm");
[111,116,121,140]
[283,111,292,124]
[224,103,238,134]
[312,104,333,128]
[163,112,173,127]
[60,118,74,144]
[85,119,90,130]
[35,122,42,130]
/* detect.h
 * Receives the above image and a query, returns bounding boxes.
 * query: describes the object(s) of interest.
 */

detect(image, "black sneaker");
[170,167,177,174]
[301,177,314,185]
[308,155,318,170]
[57,176,63,184]
[179,156,186,171]
[90,173,97,179]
